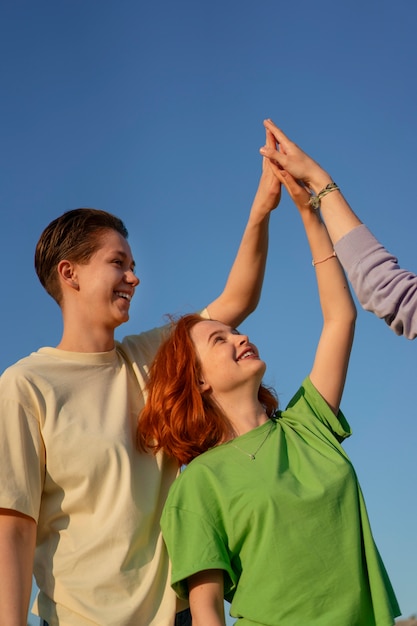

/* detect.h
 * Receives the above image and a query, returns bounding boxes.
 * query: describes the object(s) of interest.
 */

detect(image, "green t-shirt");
[161,377,400,626]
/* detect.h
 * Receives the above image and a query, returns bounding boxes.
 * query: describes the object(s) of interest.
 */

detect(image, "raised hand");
[266,163,312,215]
[260,119,332,193]
[251,127,282,217]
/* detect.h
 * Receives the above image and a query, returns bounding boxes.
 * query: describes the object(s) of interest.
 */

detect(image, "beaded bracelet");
[309,182,340,210]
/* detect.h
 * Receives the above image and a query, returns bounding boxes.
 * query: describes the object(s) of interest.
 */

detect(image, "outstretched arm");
[188,570,226,626]
[335,226,417,339]
[207,129,281,327]
[261,119,417,339]
[273,168,356,414]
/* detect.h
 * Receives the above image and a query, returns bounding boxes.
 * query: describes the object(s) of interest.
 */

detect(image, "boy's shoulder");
[1,350,42,375]
[0,348,52,384]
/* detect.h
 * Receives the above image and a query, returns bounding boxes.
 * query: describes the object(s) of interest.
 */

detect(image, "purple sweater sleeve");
[334,224,417,339]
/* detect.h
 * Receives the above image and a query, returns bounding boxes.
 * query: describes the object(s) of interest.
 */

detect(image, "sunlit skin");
[57,230,140,352]
[190,319,269,436]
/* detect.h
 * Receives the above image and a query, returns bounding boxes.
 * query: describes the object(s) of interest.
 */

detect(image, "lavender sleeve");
[334,224,417,339]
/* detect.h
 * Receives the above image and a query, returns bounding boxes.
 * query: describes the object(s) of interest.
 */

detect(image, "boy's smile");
[72,229,139,334]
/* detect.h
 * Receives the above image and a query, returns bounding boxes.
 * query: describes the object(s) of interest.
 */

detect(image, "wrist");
[308,182,340,211]
[307,171,333,195]
[249,199,275,224]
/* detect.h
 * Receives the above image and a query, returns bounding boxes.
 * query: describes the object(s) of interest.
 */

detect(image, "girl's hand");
[266,160,313,216]
[252,128,282,217]
[260,120,332,193]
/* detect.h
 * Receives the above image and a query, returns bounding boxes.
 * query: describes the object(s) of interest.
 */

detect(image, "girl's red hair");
[138,314,278,466]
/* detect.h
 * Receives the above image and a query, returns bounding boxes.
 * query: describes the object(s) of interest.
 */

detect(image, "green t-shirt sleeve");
[283,376,352,443]
[161,470,237,600]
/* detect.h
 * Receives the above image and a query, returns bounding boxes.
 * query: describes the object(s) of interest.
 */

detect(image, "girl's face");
[190,320,266,396]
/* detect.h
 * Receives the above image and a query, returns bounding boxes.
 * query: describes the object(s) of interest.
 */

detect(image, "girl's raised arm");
[274,168,356,414]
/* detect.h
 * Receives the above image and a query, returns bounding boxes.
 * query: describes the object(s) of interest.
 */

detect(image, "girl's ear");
[198,379,211,393]
[57,260,79,290]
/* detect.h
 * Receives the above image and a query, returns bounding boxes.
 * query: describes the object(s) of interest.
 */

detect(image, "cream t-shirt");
[0,321,195,626]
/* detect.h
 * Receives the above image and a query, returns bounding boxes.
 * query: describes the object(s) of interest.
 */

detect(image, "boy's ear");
[57,260,79,290]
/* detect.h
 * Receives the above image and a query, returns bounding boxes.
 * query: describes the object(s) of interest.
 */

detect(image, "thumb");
[259,146,285,166]
[277,170,310,199]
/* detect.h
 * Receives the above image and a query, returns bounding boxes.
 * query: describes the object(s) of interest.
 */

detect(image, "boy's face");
[72,229,139,331]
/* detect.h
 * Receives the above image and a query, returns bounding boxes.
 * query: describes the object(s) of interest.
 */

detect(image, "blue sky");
[1,1,416,623]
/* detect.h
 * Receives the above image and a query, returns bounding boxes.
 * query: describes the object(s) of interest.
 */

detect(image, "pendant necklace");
[230,419,275,460]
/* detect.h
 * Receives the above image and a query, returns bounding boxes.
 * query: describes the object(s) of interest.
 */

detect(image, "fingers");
[265,157,284,180]
[260,119,291,165]
[265,127,276,149]
[263,119,291,151]
[259,145,286,168]
[261,156,283,196]
[279,170,302,192]
[261,128,277,172]
[279,171,311,206]
[268,165,309,203]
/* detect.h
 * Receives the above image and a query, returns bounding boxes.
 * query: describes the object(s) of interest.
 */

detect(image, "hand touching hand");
[271,168,312,215]
[260,120,332,193]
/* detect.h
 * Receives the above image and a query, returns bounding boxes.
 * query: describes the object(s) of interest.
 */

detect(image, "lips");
[237,348,257,361]
[114,291,132,302]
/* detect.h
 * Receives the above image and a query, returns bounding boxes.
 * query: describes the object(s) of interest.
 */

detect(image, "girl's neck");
[221,397,269,438]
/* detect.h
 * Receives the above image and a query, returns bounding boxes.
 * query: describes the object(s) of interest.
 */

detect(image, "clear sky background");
[1,1,416,623]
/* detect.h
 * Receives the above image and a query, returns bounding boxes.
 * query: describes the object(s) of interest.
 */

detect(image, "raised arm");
[261,119,417,339]
[0,509,36,625]
[207,129,281,327]
[273,168,356,414]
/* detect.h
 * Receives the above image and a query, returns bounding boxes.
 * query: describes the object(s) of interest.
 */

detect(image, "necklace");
[230,420,274,460]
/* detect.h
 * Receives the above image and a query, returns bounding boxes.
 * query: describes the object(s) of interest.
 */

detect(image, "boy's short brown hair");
[35,207,129,305]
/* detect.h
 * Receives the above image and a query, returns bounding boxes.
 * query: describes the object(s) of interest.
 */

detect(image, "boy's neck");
[57,328,116,353]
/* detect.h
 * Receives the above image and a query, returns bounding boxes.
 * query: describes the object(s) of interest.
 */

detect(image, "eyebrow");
[113,250,136,269]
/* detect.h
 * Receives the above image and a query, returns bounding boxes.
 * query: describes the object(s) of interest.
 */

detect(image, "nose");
[238,334,249,345]
[126,270,140,287]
